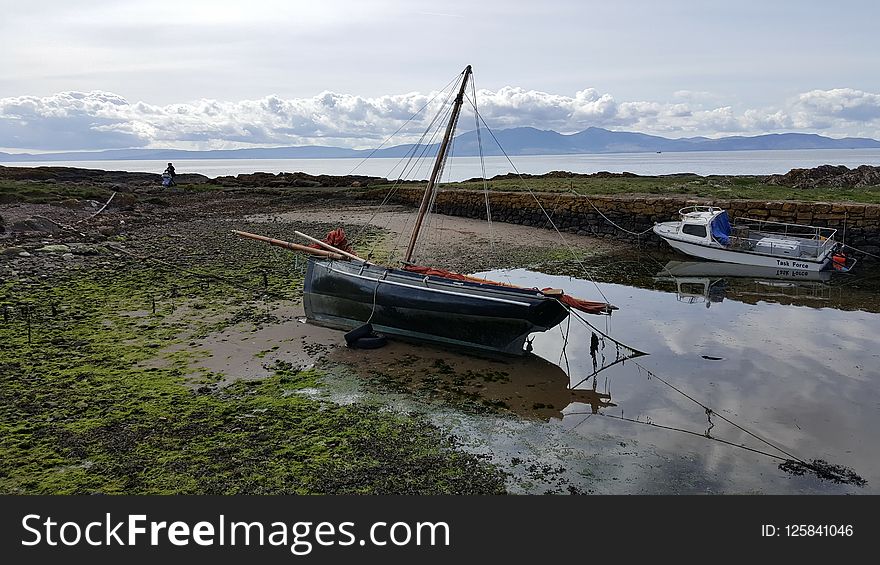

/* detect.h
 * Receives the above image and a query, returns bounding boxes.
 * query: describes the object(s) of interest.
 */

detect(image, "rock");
[0,214,5,233]
[208,171,386,188]
[10,216,62,234]
[59,198,81,209]
[62,253,75,260]
[18,251,32,257]
[111,192,138,210]
[2,246,24,256]
[36,244,71,253]
[765,164,880,189]
[69,244,101,256]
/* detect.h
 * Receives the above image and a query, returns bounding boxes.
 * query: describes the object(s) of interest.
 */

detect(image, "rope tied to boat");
[575,191,657,238]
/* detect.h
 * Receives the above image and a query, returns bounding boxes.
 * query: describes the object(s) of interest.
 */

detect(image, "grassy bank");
[432,174,880,204]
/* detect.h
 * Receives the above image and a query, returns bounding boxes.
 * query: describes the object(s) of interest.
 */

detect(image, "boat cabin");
[654,206,730,247]
[655,206,837,259]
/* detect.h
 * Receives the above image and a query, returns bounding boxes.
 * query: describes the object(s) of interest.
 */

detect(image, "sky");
[1,0,879,152]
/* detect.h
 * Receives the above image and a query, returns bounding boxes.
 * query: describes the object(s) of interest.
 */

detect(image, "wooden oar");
[293,230,365,263]
[232,230,345,260]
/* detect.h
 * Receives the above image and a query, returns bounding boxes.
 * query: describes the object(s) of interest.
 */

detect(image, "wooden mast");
[403,64,472,264]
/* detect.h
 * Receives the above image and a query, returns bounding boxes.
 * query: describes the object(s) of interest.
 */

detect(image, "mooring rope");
[563,357,866,485]
[631,361,804,462]
[574,191,656,237]
[840,241,880,261]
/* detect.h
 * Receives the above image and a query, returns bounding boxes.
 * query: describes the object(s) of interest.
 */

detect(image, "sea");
[3,148,880,182]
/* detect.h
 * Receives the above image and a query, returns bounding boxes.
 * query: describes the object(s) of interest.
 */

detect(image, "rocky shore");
[765,164,880,189]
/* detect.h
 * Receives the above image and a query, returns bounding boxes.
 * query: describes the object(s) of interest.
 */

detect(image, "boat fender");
[344,323,374,345]
[349,334,388,349]
[831,254,847,271]
[343,323,388,349]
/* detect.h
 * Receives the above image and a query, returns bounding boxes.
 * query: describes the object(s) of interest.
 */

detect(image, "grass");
[0,180,114,204]
[367,174,880,204]
[0,254,506,494]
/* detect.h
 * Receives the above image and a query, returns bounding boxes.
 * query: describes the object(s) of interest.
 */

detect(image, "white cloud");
[2,86,880,151]
[791,88,880,130]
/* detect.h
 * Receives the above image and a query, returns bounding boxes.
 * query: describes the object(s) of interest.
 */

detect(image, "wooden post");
[25,304,31,345]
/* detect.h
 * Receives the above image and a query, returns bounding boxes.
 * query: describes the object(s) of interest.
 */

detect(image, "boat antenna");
[403,64,472,264]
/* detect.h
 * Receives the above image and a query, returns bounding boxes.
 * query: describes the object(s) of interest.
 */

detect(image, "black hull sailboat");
[235,65,615,357]
[303,259,570,356]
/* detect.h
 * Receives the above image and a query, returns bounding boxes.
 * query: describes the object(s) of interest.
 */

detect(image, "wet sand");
[247,203,623,271]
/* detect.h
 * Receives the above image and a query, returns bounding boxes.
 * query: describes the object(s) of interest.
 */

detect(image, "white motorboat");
[653,206,849,272]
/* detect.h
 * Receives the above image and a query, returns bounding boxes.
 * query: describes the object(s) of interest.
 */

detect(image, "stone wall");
[366,188,880,254]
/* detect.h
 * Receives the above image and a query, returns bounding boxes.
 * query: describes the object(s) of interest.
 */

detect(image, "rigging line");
[383,97,458,260]
[346,73,461,176]
[353,76,460,232]
[420,106,462,262]
[465,87,495,263]
[411,94,464,263]
[574,190,656,237]
[569,355,634,391]
[426,128,457,261]
[353,82,460,243]
[362,94,459,258]
[566,411,792,463]
[417,124,453,261]
[565,412,592,432]
[558,313,572,377]
[631,360,806,464]
[473,109,611,306]
[567,306,649,356]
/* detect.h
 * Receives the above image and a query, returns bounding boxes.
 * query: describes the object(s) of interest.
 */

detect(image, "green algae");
[0,258,506,494]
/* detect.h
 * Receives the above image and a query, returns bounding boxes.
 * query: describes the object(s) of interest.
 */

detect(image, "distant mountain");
[2,127,879,162]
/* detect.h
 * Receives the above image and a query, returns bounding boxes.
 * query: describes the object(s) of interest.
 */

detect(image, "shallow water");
[455,255,880,493]
[300,245,880,493]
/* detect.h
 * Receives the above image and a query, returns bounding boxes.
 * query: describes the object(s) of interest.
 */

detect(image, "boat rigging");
[234,65,617,356]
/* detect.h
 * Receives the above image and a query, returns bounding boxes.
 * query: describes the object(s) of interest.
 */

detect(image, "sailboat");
[235,65,615,356]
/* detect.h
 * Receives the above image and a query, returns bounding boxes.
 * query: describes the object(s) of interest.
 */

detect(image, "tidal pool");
[315,250,880,493]
[458,254,880,493]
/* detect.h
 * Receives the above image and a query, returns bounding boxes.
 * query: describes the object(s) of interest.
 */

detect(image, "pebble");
[18,251,32,257]
[36,244,71,253]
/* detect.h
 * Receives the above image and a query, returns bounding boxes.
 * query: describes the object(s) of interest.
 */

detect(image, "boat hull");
[303,259,571,356]
[654,226,831,272]
[658,260,833,282]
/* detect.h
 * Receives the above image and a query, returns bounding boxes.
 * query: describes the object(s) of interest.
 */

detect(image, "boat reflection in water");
[654,260,835,307]
[325,339,621,422]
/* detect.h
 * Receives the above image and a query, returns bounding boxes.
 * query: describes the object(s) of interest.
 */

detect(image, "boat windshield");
[711,211,731,245]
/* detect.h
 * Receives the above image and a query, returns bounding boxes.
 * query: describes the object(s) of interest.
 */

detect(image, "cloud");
[2,86,879,151]
[0,91,150,150]
[791,88,880,130]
